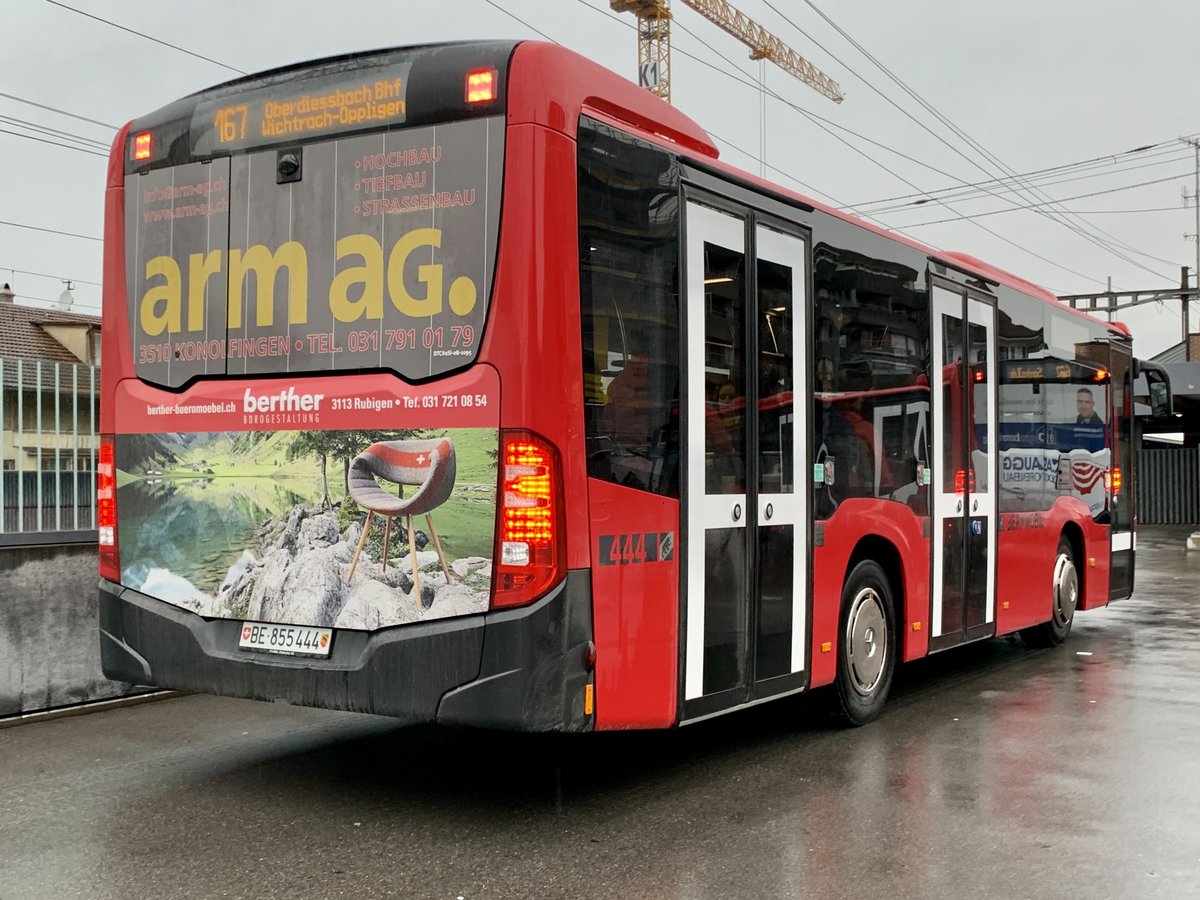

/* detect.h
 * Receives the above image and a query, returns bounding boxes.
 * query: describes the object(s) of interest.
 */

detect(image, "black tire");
[1020,535,1078,649]
[832,560,897,726]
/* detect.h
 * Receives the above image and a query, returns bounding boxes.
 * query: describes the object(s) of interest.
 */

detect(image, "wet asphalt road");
[2,527,1199,900]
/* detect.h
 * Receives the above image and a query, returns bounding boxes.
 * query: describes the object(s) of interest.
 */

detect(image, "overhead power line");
[578,0,1112,214]
[0,266,102,287]
[1056,206,1181,215]
[663,13,1101,286]
[0,90,116,130]
[0,219,101,242]
[481,0,558,41]
[0,126,107,157]
[853,144,1195,211]
[43,0,246,74]
[790,0,1178,285]
[892,171,1196,228]
[13,294,101,313]
[0,113,110,149]
[573,0,1078,288]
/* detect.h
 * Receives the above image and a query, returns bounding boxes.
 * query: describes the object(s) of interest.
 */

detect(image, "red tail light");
[98,435,120,582]
[1110,466,1122,496]
[491,431,565,609]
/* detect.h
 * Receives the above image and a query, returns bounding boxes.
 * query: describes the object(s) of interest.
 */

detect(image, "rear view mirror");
[1134,359,1173,418]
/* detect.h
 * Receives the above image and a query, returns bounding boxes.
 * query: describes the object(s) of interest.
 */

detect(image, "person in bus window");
[707,380,743,492]
[829,395,896,496]
[604,352,654,450]
[1076,388,1104,425]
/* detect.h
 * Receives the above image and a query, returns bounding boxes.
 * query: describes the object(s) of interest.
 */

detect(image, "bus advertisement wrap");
[113,371,499,630]
[994,378,1111,515]
[125,116,504,388]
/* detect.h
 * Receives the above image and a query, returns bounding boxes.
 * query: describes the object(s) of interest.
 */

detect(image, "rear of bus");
[98,42,594,730]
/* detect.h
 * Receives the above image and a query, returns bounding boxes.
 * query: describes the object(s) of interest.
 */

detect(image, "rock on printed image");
[213,505,492,629]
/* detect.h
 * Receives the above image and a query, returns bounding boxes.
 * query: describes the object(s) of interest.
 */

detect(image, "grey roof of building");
[1153,341,1188,364]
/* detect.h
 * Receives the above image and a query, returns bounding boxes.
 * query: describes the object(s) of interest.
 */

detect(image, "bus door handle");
[972,499,978,512]
[956,500,963,514]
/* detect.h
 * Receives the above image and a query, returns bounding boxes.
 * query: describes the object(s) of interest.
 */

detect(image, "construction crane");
[609,0,843,105]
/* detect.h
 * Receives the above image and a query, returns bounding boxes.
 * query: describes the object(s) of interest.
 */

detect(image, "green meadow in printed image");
[116,427,498,629]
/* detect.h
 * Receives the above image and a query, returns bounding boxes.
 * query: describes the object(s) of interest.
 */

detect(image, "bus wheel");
[833,560,896,726]
[1020,536,1078,649]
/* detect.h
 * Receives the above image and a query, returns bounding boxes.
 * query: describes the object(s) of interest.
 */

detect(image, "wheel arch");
[846,535,904,636]
[1060,520,1085,600]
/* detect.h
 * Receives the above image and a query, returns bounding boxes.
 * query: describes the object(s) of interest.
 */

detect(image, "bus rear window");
[124,116,504,388]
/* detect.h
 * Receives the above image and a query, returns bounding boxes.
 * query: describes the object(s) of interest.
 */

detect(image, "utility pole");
[1184,137,1200,359]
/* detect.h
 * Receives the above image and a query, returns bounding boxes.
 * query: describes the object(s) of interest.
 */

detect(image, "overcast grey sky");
[3,0,1199,354]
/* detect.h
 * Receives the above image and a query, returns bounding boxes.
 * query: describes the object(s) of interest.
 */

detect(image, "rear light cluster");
[1110,466,1122,496]
[491,431,565,610]
[98,435,121,582]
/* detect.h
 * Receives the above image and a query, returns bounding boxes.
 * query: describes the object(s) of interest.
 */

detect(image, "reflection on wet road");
[2,528,1198,899]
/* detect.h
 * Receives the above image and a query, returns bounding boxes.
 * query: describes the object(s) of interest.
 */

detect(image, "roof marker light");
[132,131,152,161]
[466,69,497,103]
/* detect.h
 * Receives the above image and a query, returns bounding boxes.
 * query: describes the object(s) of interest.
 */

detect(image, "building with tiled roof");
[1,283,100,485]
[0,283,100,366]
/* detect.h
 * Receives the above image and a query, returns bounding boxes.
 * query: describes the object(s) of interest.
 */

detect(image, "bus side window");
[578,118,681,497]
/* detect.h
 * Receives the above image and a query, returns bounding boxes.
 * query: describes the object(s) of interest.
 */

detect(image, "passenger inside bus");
[604,352,654,449]
[590,349,681,495]
[707,378,743,493]
[825,395,893,494]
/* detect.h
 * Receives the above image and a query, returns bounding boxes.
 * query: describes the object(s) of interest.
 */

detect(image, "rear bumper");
[99,570,594,731]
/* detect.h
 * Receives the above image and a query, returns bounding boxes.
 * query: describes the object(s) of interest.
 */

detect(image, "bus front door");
[931,282,997,649]
[682,198,810,719]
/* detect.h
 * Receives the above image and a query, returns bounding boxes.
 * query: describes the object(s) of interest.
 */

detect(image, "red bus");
[98,40,1169,730]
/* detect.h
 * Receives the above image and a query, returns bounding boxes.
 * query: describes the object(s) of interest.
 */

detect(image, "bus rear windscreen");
[124,116,504,388]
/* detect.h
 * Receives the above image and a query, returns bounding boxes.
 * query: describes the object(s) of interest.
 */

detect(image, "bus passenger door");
[751,223,808,697]
[931,283,997,649]
[682,198,809,717]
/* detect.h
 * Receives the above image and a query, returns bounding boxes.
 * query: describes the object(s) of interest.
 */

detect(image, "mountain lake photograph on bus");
[114,426,498,630]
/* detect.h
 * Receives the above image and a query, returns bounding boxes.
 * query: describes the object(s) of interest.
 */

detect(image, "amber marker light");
[466,69,497,103]
[132,131,152,161]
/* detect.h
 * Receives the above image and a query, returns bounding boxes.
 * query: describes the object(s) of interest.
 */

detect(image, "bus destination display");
[192,62,411,154]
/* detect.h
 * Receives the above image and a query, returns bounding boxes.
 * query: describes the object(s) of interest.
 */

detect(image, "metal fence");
[1136,446,1200,525]
[0,358,98,534]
